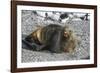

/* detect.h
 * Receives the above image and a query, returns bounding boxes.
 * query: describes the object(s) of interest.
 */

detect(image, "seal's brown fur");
[25,24,79,53]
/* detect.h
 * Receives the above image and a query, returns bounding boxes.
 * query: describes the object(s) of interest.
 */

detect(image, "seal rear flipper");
[22,39,38,51]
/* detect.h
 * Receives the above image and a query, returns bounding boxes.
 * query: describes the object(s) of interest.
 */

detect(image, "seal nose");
[64,31,68,37]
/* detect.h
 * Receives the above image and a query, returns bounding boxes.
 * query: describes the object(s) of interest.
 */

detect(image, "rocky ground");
[21,10,90,63]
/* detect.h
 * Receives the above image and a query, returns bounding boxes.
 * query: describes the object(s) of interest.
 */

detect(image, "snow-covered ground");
[21,10,90,62]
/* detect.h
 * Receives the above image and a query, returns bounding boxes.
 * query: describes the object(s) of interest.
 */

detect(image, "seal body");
[25,24,77,53]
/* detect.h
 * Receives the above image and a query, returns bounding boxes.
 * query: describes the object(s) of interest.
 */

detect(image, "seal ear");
[69,30,73,33]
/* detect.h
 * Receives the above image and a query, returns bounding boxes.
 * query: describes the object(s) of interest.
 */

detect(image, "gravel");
[21,10,90,63]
